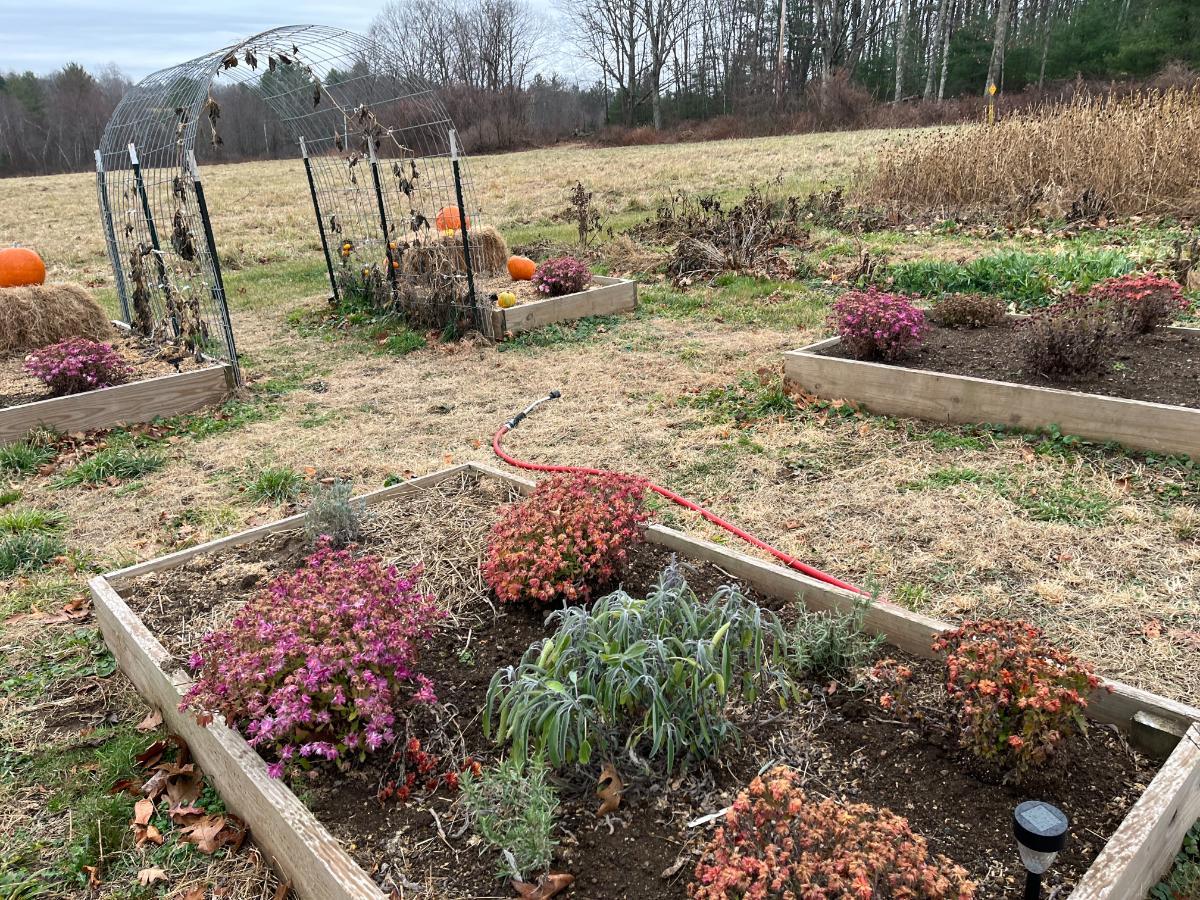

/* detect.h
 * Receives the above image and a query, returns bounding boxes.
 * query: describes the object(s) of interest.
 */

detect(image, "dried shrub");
[182,540,445,776]
[531,256,592,297]
[932,619,1100,776]
[0,283,112,354]
[661,184,807,284]
[1019,295,1120,377]
[483,473,647,606]
[23,337,132,396]
[1087,273,1188,334]
[831,289,928,361]
[863,88,1200,222]
[928,294,1007,329]
[690,766,975,899]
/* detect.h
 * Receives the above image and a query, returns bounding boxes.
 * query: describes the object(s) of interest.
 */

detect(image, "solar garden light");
[1013,800,1069,900]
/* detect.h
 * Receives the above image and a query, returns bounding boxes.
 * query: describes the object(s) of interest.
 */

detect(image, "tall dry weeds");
[861,88,1200,222]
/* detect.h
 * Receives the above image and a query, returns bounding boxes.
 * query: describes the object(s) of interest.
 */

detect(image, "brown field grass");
[864,87,1200,221]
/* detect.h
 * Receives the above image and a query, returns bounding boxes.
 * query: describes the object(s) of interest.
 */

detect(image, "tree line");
[1,0,1195,177]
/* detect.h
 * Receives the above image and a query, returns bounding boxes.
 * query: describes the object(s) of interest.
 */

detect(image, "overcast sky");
[0,0,583,82]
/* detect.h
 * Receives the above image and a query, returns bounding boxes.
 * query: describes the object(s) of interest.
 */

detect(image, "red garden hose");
[491,391,867,596]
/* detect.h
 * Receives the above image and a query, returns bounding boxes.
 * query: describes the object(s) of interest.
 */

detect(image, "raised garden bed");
[784,324,1200,459]
[90,462,1200,900]
[489,276,637,338]
[0,324,234,444]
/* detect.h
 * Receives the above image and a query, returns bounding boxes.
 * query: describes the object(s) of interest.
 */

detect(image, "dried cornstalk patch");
[863,87,1200,222]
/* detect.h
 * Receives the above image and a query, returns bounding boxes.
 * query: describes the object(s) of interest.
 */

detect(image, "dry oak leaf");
[133,797,155,827]
[83,865,101,889]
[137,709,163,732]
[136,739,168,769]
[180,815,227,853]
[137,867,168,887]
[512,873,575,899]
[39,596,91,624]
[182,888,207,900]
[134,823,164,847]
[595,762,624,817]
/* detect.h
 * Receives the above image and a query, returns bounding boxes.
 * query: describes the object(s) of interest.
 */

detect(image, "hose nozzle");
[504,390,562,430]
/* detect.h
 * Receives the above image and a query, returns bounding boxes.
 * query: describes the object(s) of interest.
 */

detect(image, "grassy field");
[1,130,1198,897]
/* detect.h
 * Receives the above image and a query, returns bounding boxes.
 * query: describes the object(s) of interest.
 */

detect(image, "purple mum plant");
[531,256,592,297]
[830,288,928,361]
[24,337,131,396]
[181,539,445,777]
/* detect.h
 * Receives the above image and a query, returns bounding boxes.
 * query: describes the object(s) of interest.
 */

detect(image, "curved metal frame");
[97,24,489,382]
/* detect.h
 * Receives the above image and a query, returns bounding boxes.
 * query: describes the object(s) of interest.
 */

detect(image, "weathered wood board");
[491,276,637,337]
[92,462,1200,900]
[0,364,234,444]
[783,329,1200,459]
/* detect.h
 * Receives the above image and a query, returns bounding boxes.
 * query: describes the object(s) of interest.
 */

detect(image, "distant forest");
[1,0,1196,177]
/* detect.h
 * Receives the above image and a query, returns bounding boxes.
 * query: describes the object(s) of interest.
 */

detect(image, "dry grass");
[864,88,1200,221]
[0,129,900,290]
[0,282,112,353]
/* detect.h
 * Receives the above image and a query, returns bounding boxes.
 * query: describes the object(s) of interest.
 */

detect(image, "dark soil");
[0,326,213,408]
[124,476,1157,899]
[819,319,1200,409]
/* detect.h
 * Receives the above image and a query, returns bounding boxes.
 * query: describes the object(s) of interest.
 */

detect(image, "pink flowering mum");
[182,539,445,776]
[24,337,131,396]
[831,288,928,361]
[531,256,592,297]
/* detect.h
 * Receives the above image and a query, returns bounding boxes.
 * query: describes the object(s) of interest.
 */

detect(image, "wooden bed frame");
[89,462,1200,900]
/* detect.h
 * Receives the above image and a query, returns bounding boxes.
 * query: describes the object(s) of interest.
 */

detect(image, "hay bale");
[0,283,113,354]
[470,225,510,275]
[398,225,510,278]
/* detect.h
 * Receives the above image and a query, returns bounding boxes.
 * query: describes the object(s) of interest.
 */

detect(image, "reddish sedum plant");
[690,766,974,899]
[483,472,648,606]
[932,619,1101,775]
[182,539,445,777]
[23,337,131,396]
[831,289,928,361]
[531,256,592,297]
[1087,273,1187,334]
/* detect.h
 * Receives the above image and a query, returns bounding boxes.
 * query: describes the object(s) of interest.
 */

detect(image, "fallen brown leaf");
[182,887,206,900]
[135,739,167,768]
[165,771,204,807]
[142,768,170,800]
[83,865,101,889]
[273,882,291,900]
[134,823,164,847]
[133,797,155,827]
[137,867,168,887]
[136,709,163,732]
[39,596,91,624]
[180,815,226,854]
[596,762,624,817]
[512,873,574,899]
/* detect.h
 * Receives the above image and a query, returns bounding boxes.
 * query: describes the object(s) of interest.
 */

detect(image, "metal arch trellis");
[96,24,494,385]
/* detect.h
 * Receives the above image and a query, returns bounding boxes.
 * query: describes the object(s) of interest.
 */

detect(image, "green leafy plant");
[932,619,1101,776]
[302,477,364,548]
[460,755,559,881]
[0,506,66,577]
[1151,818,1200,900]
[485,563,798,772]
[690,765,974,899]
[927,293,1007,328]
[244,465,303,504]
[784,597,884,682]
[53,446,164,488]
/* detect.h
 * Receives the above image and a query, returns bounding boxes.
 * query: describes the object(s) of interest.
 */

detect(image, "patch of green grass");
[0,488,22,507]
[684,373,798,424]
[372,326,426,355]
[0,628,116,704]
[155,397,274,440]
[223,258,328,312]
[910,427,988,451]
[0,441,55,476]
[884,247,1135,308]
[643,277,832,330]
[892,583,930,610]
[0,573,76,620]
[497,315,621,352]
[244,465,304,504]
[900,466,988,491]
[0,506,66,577]
[53,446,165,488]
[1010,479,1113,525]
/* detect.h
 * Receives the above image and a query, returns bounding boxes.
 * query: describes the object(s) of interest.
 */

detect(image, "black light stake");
[1013,800,1069,900]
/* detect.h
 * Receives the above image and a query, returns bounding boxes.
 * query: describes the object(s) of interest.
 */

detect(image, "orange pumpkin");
[435,206,468,232]
[0,247,46,288]
[507,255,536,281]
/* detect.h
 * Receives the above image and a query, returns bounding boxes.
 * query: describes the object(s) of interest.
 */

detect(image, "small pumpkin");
[0,247,46,288]
[435,206,468,232]
[497,291,517,309]
[507,255,536,281]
